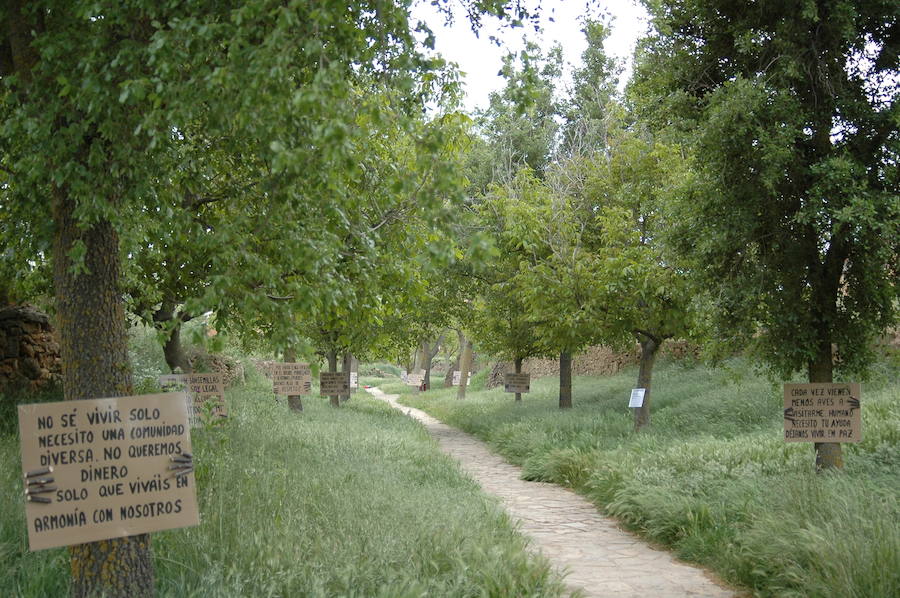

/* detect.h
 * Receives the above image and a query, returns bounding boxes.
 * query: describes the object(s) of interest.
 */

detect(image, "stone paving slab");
[367,388,736,598]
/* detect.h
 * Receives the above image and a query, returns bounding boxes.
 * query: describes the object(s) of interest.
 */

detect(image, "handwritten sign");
[17,393,200,551]
[504,373,530,393]
[349,372,358,389]
[406,373,424,387]
[158,373,226,426]
[628,388,646,408]
[272,363,312,396]
[451,371,471,386]
[784,383,861,442]
[319,372,349,396]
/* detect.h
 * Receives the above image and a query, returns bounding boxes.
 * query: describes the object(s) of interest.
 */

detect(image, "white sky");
[412,1,650,112]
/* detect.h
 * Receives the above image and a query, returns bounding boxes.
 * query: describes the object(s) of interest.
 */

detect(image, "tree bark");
[456,337,473,400]
[559,350,572,409]
[53,191,155,597]
[514,356,523,402]
[326,350,339,407]
[444,329,464,387]
[809,337,842,470]
[633,335,660,432]
[285,347,302,412]
[340,351,351,402]
[162,323,192,374]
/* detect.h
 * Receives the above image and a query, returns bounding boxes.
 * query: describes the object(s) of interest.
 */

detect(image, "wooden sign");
[272,363,312,396]
[319,372,349,396]
[158,373,226,426]
[451,371,471,386]
[17,393,200,551]
[406,373,424,386]
[784,383,861,442]
[628,388,646,408]
[504,373,530,393]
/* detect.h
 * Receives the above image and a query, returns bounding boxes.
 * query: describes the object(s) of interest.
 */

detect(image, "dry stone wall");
[0,305,61,394]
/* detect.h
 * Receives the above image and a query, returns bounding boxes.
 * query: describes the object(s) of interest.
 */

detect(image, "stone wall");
[0,305,62,394]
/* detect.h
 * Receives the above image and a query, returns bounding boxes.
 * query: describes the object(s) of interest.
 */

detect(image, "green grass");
[398,357,900,598]
[0,367,566,597]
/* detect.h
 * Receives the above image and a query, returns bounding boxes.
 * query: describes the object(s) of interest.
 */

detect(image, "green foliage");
[632,0,900,379]
[401,357,900,597]
[0,377,567,597]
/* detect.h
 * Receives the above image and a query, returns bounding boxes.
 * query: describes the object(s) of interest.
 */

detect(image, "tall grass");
[399,357,900,597]
[0,367,566,597]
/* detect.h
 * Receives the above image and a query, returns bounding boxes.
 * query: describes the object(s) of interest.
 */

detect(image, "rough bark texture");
[559,350,572,409]
[285,347,302,412]
[809,338,842,470]
[456,338,473,400]
[53,193,155,597]
[633,335,660,432]
[514,356,523,402]
[339,351,351,402]
[162,325,192,374]
[443,329,464,387]
[326,350,339,407]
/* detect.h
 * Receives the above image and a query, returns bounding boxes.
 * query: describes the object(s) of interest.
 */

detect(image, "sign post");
[17,392,200,551]
[503,373,530,394]
[158,373,226,426]
[784,383,861,443]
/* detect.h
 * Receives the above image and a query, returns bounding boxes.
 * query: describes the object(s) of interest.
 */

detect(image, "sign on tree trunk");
[503,373,530,393]
[17,393,200,551]
[406,373,424,387]
[451,371,471,386]
[783,383,861,443]
[159,373,226,426]
[628,388,646,408]
[271,363,312,396]
[319,372,349,396]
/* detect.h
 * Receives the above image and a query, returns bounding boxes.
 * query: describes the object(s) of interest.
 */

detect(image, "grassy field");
[0,367,567,597]
[396,357,900,598]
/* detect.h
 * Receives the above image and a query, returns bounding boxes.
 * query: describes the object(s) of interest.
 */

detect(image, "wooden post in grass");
[284,347,303,412]
[327,350,340,407]
[340,351,352,403]
[456,337,473,400]
[559,350,572,409]
[514,356,524,402]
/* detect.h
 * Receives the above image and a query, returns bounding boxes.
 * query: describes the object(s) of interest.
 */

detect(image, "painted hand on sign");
[24,467,56,504]
[168,452,193,479]
[783,407,798,423]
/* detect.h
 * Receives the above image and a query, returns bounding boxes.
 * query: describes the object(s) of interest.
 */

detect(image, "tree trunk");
[285,347,302,412]
[444,329,464,387]
[809,338,842,470]
[340,351,351,402]
[53,191,155,597]
[327,350,339,407]
[514,356,523,402]
[456,337,473,400]
[162,323,192,374]
[633,335,660,432]
[559,350,572,409]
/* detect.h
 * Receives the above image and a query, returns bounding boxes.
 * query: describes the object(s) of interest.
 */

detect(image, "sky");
[411,1,651,112]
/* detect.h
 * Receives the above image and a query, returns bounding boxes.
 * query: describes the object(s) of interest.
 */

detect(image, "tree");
[1,2,509,594]
[634,0,899,468]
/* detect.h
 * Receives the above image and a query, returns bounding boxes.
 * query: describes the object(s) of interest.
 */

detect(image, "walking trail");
[366,387,736,598]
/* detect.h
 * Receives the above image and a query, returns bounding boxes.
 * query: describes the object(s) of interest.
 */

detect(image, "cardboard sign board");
[17,392,200,551]
[349,372,358,389]
[157,373,226,426]
[406,373,424,387]
[319,372,349,396]
[451,371,471,386]
[629,388,646,408]
[272,363,312,396]
[504,373,530,393]
[784,383,861,442]
[400,371,408,383]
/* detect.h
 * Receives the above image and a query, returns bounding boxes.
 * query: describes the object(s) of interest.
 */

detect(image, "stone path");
[366,387,736,598]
